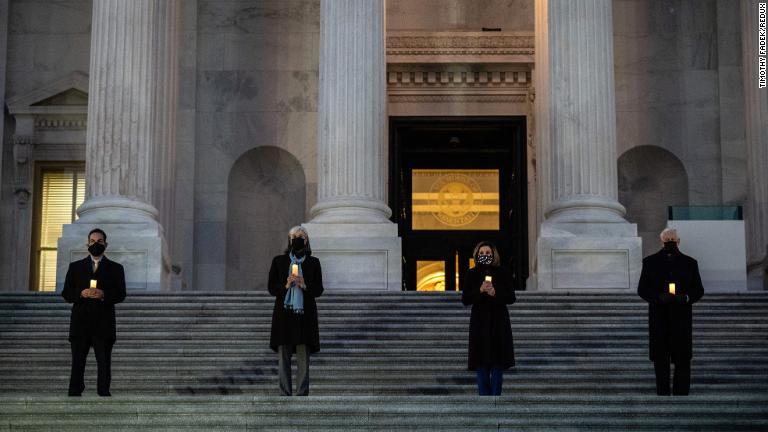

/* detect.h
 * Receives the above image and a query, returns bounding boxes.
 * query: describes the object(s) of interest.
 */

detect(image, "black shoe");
[97,392,111,397]
[68,392,82,397]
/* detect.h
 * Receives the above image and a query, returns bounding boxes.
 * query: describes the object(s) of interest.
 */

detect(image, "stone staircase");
[1,291,767,430]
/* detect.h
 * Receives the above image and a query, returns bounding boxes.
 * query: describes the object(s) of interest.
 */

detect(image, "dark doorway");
[389,117,528,292]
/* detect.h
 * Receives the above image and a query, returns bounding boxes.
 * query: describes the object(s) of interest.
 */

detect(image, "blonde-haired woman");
[268,226,324,396]
[461,241,516,395]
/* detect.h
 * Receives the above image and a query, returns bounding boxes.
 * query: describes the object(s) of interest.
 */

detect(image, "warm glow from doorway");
[416,261,446,291]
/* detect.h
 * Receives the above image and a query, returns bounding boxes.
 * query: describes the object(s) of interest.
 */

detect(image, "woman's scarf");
[284,253,306,314]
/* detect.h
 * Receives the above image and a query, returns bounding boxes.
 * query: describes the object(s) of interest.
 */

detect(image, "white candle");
[291,264,299,276]
[484,275,492,283]
[90,279,97,289]
[668,283,676,295]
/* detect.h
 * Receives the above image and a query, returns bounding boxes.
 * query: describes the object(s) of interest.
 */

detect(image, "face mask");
[88,243,106,257]
[291,237,306,252]
[476,254,493,265]
[663,241,678,251]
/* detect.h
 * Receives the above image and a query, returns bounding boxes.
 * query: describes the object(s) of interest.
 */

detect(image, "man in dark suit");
[61,228,126,396]
[638,228,704,396]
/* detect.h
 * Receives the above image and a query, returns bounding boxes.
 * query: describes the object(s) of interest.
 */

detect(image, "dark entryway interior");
[389,117,528,291]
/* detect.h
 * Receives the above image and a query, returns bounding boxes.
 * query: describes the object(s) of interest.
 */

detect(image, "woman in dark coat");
[268,226,324,396]
[461,241,516,395]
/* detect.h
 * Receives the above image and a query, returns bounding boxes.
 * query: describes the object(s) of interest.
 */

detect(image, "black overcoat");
[461,265,516,370]
[637,248,704,362]
[268,254,324,353]
[61,256,126,342]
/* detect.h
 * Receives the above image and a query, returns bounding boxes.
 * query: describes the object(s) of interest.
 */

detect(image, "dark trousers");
[476,366,503,396]
[69,336,114,396]
[278,344,309,396]
[654,357,691,395]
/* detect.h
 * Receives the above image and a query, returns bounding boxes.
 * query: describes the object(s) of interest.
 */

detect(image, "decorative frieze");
[387,32,534,58]
[388,94,527,103]
[387,70,530,87]
[386,33,533,106]
[34,116,87,130]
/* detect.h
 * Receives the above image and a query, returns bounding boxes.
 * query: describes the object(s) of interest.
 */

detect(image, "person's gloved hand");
[658,293,675,304]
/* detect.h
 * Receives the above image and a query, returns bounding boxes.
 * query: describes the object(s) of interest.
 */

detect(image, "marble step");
[1,395,767,431]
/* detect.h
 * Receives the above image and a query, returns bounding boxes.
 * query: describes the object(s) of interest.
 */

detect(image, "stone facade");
[0,0,764,292]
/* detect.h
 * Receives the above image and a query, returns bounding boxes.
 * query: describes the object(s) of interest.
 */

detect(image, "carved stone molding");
[12,135,34,208]
[387,32,534,58]
[386,33,534,105]
[389,94,527,103]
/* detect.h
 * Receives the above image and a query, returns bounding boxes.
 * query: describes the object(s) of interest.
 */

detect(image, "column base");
[747,267,767,291]
[535,221,642,292]
[309,198,393,224]
[76,195,160,224]
[302,222,402,291]
[56,221,170,292]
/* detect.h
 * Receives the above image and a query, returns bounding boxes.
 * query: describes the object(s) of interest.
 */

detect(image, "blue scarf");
[283,253,306,314]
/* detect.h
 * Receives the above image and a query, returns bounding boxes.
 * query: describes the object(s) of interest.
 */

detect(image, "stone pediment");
[31,88,88,107]
[7,71,89,115]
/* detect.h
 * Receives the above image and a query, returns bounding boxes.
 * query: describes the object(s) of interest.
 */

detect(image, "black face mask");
[290,237,306,255]
[663,241,678,251]
[476,254,493,265]
[88,243,106,257]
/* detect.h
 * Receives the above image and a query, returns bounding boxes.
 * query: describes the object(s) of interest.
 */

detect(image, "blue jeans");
[476,366,503,395]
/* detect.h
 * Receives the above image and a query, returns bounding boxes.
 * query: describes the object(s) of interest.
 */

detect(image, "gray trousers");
[278,344,309,396]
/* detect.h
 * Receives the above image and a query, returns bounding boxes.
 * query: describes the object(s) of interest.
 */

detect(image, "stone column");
[741,0,768,289]
[534,0,641,291]
[303,0,401,290]
[0,0,8,208]
[56,0,180,292]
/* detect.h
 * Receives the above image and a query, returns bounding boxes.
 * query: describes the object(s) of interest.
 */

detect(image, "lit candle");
[668,283,676,295]
[291,264,299,276]
[484,276,492,283]
[90,279,97,289]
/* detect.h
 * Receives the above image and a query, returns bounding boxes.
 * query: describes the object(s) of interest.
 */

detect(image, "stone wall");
[613,0,747,258]
[191,0,319,290]
[0,0,91,291]
[225,146,305,291]
[0,0,755,291]
[387,0,533,31]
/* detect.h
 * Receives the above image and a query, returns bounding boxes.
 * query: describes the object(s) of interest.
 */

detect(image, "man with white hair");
[637,228,704,395]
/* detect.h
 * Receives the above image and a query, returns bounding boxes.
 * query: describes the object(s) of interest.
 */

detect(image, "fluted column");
[539,0,626,223]
[741,0,768,286]
[152,0,180,252]
[310,0,391,224]
[77,0,178,224]
[304,0,401,291]
[56,0,180,292]
[534,0,641,291]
